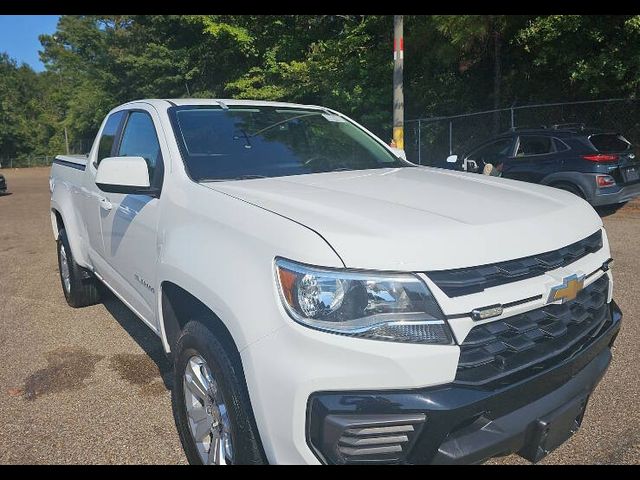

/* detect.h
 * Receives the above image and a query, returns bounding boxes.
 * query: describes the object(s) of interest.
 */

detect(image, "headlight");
[275,258,453,344]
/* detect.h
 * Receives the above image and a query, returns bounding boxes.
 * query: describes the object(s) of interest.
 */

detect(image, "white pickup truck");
[50,99,622,465]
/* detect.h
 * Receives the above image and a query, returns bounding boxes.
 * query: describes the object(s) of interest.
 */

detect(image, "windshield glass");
[169,106,410,181]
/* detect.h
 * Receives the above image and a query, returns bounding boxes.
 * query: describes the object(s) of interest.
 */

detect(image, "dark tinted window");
[467,138,513,164]
[118,111,161,179]
[554,138,570,152]
[170,106,408,181]
[516,136,553,157]
[97,111,125,164]
[589,134,631,152]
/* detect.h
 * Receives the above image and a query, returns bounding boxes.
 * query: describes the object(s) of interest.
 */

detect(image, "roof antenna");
[215,100,229,110]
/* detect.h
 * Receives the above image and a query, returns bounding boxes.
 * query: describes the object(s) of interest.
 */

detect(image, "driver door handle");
[99,197,113,211]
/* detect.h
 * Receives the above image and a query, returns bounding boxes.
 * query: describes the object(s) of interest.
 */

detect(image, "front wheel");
[172,320,266,465]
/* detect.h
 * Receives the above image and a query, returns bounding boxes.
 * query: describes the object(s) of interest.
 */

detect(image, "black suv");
[451,125,640,207]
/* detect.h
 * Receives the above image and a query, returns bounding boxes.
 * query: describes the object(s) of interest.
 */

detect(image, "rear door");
[96,107,166,331]
[502,135,560,183]
[83,111,126,262]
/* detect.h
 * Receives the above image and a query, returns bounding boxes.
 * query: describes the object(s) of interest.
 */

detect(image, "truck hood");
[202,167,603,271]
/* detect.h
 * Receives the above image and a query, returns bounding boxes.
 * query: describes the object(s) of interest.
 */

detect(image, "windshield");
[169,106,410,181]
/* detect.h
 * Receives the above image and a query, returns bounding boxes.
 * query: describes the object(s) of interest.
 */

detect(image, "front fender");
[156,181,344,353]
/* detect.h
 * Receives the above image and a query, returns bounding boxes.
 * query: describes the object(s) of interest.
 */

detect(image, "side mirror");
[446,154,458,163]
[95,156,157,196]
[390,147,407,160]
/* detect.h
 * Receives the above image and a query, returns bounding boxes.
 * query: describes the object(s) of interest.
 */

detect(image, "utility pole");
[393,15,404,150]
[64,127,70,155]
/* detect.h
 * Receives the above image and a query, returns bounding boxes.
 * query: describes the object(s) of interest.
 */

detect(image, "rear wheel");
[57,228,101,308]
[552,182,584,199]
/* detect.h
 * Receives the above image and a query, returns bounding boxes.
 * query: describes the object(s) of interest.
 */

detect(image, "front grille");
[427,230,603,297]
[456,274,611,387]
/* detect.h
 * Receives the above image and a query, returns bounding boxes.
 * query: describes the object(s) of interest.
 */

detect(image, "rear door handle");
[99,197,113,211]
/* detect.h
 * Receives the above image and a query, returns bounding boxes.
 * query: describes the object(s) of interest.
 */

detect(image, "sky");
[0,15,60,72]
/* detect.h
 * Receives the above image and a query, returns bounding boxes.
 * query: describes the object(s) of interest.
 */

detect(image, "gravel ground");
[0,167,638,464]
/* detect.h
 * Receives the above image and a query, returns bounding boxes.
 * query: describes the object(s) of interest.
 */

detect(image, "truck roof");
[120,98,329,111]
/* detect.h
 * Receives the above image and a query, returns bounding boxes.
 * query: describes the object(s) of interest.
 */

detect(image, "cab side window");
[554,138,570,152]
[516,136,554,157]
[96,111,126,165]
[467,138,513,165]
[117,111,162,184]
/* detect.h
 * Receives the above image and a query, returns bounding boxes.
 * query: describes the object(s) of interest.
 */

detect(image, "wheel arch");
[160,281,242,367]
[540,172,594,201]
[50,188,91,268]
[51,208,64,240]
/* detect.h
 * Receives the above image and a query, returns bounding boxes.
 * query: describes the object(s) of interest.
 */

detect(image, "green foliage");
[1,15,639,161]
[516,15,640,99]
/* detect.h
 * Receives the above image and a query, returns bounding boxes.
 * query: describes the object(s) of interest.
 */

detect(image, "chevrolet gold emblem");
[548,274,585,304]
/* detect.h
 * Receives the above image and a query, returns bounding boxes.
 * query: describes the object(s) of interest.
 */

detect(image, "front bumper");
[306,301,622,464]
[591,181,640,206]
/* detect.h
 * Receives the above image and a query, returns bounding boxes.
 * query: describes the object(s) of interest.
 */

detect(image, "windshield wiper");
[232,174,268,180]
[198,175,268,183]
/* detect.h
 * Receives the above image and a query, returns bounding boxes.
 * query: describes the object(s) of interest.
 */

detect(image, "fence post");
[449,120,453,155]
[418,119,422,165]
[510,107,515,130]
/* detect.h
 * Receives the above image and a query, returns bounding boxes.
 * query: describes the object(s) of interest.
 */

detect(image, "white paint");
[95,156,150,188]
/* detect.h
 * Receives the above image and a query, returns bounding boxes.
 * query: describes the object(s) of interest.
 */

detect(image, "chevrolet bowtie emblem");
[548,274,585,304]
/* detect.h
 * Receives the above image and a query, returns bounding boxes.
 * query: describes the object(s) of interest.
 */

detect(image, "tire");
[56,228,101,308]
[172,320,266,465]
[553,182,585,199]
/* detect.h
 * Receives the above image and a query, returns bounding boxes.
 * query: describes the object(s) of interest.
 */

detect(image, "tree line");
[1,15,639,161]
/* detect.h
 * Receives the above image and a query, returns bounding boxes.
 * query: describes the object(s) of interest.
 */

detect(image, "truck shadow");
[99,285,174,392]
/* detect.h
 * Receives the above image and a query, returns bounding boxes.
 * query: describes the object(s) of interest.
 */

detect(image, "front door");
[96,109,165,331]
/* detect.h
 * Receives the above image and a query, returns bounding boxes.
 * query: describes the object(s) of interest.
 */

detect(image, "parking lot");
[0,166,638,464]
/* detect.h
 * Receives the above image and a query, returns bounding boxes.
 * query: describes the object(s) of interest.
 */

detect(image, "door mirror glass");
[95,156,156,195]
[446,154,458,163]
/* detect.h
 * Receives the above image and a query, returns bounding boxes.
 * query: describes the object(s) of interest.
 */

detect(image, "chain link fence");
[0,139,93,169]
[0,156,56,169]
[405,98,640,167]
